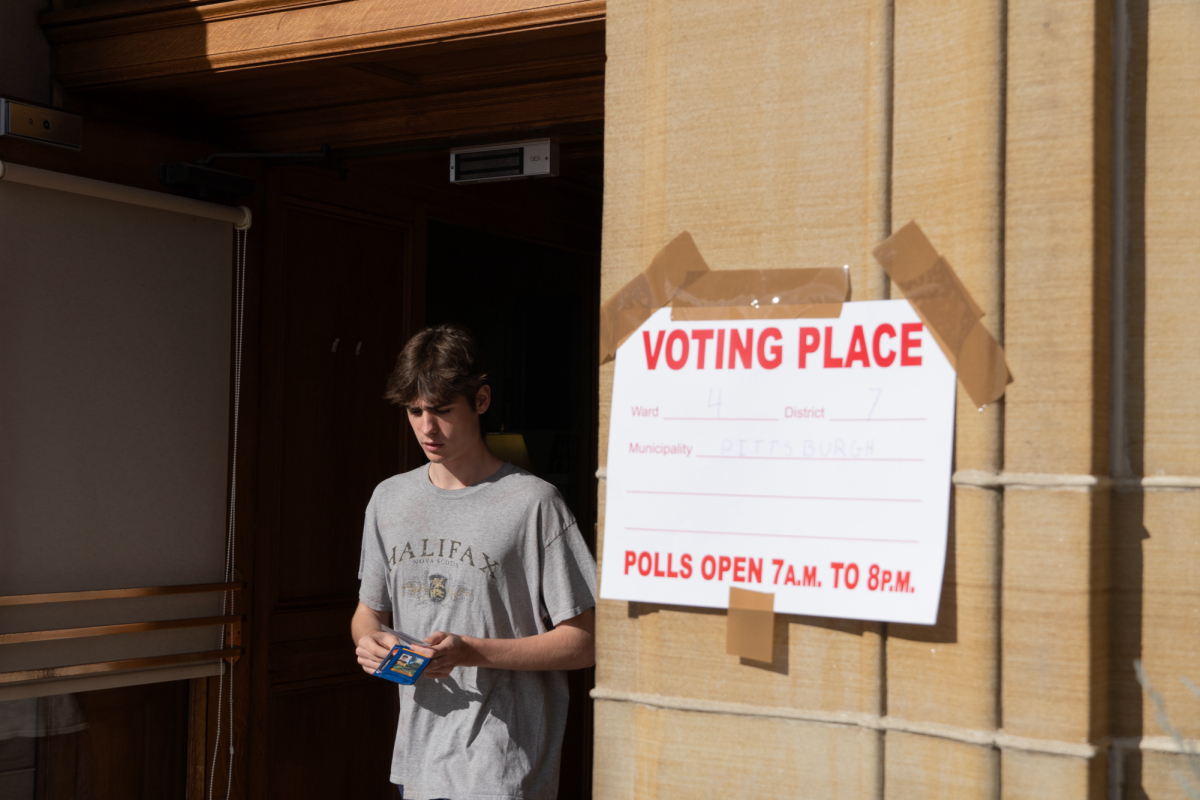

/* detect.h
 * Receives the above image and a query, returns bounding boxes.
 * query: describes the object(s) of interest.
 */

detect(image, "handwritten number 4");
[708,389,721,418]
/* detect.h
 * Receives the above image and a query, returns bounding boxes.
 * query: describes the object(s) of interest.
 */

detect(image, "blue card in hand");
[374,644,430,685]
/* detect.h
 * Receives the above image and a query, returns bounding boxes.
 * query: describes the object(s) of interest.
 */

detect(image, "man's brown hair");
[385,324,490,410]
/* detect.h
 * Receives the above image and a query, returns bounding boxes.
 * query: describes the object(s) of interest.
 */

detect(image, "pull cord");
[209,226,247,800]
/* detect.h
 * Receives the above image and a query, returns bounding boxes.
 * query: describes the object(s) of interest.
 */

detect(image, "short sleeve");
[357,487,391,613]
[540,515,598,627]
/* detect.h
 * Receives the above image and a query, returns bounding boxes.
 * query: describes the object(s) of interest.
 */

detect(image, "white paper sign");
[600,300,956,624]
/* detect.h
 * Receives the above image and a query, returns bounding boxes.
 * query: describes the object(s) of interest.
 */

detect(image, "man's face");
[406,387,490,464]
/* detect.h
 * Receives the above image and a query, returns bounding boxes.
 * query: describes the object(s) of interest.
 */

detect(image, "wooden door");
[251,181,423,800]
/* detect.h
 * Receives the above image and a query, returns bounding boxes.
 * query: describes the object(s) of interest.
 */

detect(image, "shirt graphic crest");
[428,574,448,604]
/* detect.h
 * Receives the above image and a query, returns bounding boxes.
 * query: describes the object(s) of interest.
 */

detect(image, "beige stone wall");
[596,0,1200,798]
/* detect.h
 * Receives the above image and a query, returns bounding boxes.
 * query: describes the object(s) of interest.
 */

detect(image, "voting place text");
[600,300,956,624]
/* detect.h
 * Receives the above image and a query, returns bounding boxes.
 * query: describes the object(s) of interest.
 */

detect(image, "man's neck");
[427,440,506,490]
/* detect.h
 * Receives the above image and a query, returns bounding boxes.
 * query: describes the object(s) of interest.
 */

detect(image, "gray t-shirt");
[358,462,597,800]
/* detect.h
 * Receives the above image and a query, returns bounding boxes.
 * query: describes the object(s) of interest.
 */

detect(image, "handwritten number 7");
[867,389,882,420]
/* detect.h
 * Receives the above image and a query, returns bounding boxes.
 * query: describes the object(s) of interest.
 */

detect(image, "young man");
[352,324,597,800]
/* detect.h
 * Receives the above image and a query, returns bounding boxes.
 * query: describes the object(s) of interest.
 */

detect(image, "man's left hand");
[421,631,475,679]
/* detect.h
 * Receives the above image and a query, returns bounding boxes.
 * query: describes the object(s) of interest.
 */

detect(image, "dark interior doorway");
[424,220,600,527]
[249,147,602,800]
[424,220,600,799]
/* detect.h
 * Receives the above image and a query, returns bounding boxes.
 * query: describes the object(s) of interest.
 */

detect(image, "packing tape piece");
[600,234,855,361]
[872,222,1011,407]
[670,268,849,321]
[599,232,710,366]
[726,587,774,663]
[671,303,843,321]
[672,268,849,308]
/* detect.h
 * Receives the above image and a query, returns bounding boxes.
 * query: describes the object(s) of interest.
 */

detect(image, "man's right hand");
[356,631,401,675]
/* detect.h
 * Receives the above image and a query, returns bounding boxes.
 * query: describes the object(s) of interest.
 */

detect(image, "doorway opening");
[251,133,603,799]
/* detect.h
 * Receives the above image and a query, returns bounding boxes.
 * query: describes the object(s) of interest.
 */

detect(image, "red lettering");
[691,329,714,368]
[624,551,637,575]
[895,571,911,592]
[823,326,844,368]
[715,330,725,370]
[643,330,665,370]
[901,322,923,366]
[653,552,666,577]
[845,563,860,589]
[771,558,785,584]
[748,558,763,583]
[757,327,782,369]
[830,562,844,588]
[666,552,680,578]
[665,330,690,370]
[799,327,821,368]
[845,325,870,367]
[701,555,717,580]
[733,556,746,582]
[802,565,817,587]
[638,552,652,576]
[881,569,892,590]
[680,554,693,579]
[729,329,753,369]
[873,324,897,367]
[718,556,732,581]
[784,565,797,585]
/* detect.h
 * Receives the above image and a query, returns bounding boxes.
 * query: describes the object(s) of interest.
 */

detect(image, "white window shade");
[0,163,250,699]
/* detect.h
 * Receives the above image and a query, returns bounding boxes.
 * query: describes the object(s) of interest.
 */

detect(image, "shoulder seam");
[543,520,579,549]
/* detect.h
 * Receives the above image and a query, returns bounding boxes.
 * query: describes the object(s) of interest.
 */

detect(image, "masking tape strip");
[599,232,710,366]
[601,235,853,363]
[670,268,848,321]
[671,303,843,321]
[872,222,1011,407]
[672,267,849,308]
[726,587,774,663]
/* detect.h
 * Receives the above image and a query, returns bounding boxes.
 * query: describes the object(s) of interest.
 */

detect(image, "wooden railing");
[0,582,244,684]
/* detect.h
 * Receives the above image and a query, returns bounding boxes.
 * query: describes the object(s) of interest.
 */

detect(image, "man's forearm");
[461,610,595,672]
[351,602,390,644]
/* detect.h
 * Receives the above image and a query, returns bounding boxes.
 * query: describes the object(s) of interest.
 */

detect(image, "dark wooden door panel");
[268,636,363,686]
[268,680,395,800]
[270,605,363,644]
[251,189,415,800]
[278,208,406,606]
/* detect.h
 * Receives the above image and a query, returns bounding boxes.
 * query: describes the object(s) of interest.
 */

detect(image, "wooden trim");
[225,74,604,151]
[50,0,605,89]
[355,52,606,90]
[0,581,244,606]
[42,0,348,35]
[0,649,241,684]
[186,677,209,800]
[0,615,241,645]
[353,63,419,86]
